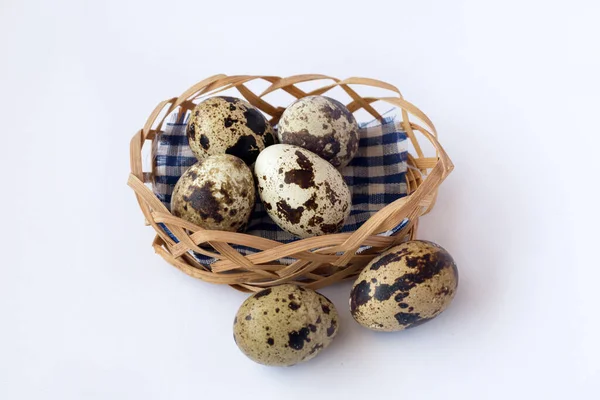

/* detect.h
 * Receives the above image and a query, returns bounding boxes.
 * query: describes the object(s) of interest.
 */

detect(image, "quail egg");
[233,284,339,366]
[350,240,458,331]
[277,96,359,168]
[187,96,276,165]
[171,154,255,232]
[254,144,352,238]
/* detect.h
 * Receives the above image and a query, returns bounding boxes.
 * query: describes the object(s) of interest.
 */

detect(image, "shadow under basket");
[128,74,454,292]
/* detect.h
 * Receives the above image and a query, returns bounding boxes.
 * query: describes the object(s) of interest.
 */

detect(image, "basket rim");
[128,74,453,292]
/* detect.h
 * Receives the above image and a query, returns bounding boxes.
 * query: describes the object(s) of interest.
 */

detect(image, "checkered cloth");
[153,111,408,266]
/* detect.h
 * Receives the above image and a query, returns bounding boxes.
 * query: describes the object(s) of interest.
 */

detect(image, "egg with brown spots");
[187,96,276,165]
[254,144,352,238]
[170,154,255,232]
[277,96,359,168]
[233,284,339,366]
[350,240,458,332]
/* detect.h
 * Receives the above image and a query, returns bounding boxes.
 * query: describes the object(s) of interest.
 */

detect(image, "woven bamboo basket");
[128,74,453,292]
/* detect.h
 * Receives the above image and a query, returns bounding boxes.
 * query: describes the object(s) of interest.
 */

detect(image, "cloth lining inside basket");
[153,111,409,266]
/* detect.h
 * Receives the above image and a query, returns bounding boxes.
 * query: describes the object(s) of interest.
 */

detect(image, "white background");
[1,0,599,399]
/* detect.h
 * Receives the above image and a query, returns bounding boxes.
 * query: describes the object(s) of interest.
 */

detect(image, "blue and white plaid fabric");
[153,111,408,266]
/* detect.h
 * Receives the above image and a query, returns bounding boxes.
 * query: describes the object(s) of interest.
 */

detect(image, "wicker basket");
[128,74,453,292]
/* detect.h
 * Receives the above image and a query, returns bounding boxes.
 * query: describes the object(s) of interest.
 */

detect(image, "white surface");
[1,0,599,399]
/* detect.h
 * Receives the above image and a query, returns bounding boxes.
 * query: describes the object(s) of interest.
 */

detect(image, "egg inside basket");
[128,75,453,292]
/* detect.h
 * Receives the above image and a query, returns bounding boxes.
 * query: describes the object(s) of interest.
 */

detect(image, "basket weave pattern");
[128,74,453,292]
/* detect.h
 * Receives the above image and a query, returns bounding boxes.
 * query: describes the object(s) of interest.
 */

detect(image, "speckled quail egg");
[254,144,352,238]
[277,96,359,168]
[233,284,339,366]
[187,96,276,165]
[350,240,458,331]
[170,154,255,232]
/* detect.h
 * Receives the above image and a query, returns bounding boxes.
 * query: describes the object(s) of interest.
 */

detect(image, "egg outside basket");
[128,74,453,292]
